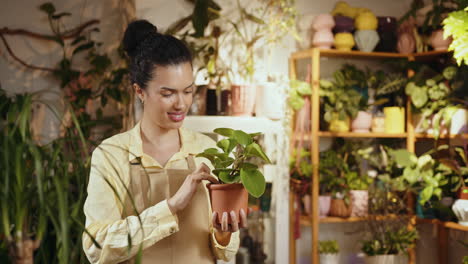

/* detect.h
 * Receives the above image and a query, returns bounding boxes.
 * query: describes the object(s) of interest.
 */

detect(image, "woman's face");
[137,62,194,130]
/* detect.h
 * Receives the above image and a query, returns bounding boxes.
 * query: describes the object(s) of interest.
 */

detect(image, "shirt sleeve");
[82,146,179,264]
[209,228,240,261]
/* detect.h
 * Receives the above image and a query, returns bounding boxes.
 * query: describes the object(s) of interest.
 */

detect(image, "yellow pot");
[355,11,378,30]
[384,107,405,133]
[329,117,350,132]
[334,33,355,51]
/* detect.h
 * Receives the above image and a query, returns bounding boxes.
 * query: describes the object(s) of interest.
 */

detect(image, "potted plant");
[320,65,363,132]
[318,150,344,218]
[443,5,468,65]
[361,226,417,264]
[197,127,270,223]
[319,240,340,264]
[347,172,373,217]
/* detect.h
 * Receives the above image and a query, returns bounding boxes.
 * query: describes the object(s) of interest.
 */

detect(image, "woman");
[82,20,243,264]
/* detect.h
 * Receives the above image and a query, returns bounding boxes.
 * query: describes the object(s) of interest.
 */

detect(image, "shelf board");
[318,131,407,138]
[415,133,468,140]
[300,215,401,225]
[416,218,468,232]
[290,48,450,60]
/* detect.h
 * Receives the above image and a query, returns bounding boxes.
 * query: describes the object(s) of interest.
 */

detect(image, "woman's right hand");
[167,163,218,214]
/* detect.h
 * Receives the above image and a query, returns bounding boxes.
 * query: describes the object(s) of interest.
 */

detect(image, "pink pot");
[351,111,372,132]
[430,29,452,51]
[230,84,256,116]
[397,32,415,54]
[350,190,368,217]
[313,29,335,49]
[312,14,335,31]
[319,195,331,217]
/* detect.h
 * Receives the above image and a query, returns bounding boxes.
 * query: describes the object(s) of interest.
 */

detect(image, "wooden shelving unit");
[288,48,462,264]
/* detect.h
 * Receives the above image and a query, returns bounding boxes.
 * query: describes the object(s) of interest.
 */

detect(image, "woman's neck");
[140,116,180,148]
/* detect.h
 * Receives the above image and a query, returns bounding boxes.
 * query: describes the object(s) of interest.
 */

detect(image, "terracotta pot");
[230,84,256,116]
[350,190,368,217]
[13,239,40,264]
[351,111,373,132]
[319,195,332,217]
[208,183,248,224]
[384,107,405,133]
[313,29,335,49]
[354,30,379,52]
[430,29,452,51]
[329,198,351,218]
[459,186,468,200]
[334,33,355,51]
[397,32,415,54]
[333,15,354,33]
[453,199,468,226]
[320,253,340,264]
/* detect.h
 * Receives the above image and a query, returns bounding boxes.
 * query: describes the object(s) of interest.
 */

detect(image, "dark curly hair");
[122,19,192,90]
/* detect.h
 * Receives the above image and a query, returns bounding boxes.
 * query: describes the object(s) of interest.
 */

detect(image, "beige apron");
[122,155,214,264]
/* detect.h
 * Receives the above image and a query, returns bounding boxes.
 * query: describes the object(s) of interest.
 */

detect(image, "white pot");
[320,254,339,264]
[352,111,373,132]
[450,109,468,134]
[255,82,284,120]
[350,190,369,217]
[365,254,407,264]
[452,199,468,226]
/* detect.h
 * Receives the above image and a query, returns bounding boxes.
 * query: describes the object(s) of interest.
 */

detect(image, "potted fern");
[197,128,270,224]
[319,240,339,264]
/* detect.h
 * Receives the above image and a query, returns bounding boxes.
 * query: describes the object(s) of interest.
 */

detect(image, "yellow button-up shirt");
[82,123,240,264]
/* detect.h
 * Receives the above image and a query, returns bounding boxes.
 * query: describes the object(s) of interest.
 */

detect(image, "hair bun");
[123,19,158,58]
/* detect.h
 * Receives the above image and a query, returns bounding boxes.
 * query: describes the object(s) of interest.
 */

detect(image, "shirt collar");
[128,121,199,165]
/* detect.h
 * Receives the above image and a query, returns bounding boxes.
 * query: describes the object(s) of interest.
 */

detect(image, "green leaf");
[217,138,237,154]
[213,127,234,137]
[419,186,433,205]
[219,170,240,183]
[249,132,262,138]
[39,2,56,15]
[73,42,94,55]
[51,12,71,19]
[239,162,258,170]
[233,130,252,146]
[390,149,414,167]
[240,169,266,198]
[241,8,265,24]
[245,143,271,163]
[192,0,209,38]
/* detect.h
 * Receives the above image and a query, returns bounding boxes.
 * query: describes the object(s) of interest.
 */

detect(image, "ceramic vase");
[312,14,335,49]
[365,254,407,264]
[350,190,368,217]
[384,107,405,133]
[319,195,332,217]
[351,111,373,132]
[430,29,452,51]
[354,30,379,52]
[333,15,354,33]
[320,254,339,264]
[230,84,256,116]
[450,109,468,134]
[376,16,397,52]
[334,33,355,51]
[452,199,468,226]
[397,32,416,54]
[355,12,378,30]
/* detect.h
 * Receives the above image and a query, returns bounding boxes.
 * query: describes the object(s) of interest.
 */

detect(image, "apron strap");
[187,155,196,171]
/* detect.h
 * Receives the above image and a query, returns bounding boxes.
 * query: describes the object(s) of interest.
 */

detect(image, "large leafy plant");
[361,226,418,256]
[444,6,468,65]
[387,149,453,205]
[197,128,271,198]
[288,80,311,111]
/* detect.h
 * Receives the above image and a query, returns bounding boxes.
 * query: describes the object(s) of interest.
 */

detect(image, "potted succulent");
[319,240,340,264]
[320,65,363,132]
[197,128,270,223]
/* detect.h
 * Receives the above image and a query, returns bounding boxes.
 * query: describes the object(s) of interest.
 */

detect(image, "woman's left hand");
[212,209,248,233]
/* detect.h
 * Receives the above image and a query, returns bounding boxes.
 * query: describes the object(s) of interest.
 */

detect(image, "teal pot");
[354,30,379,52]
